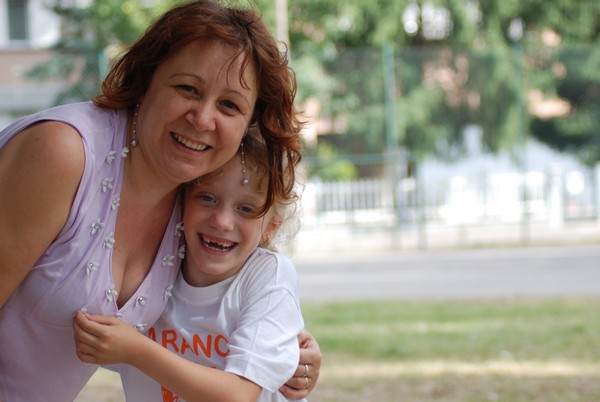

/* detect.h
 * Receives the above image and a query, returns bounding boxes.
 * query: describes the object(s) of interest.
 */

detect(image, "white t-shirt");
[119,248,306,402]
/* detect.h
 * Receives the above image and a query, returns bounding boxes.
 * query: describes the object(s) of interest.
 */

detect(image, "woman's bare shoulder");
[1,120,85,210]
[0,121,85,307]
[10,120,85,163]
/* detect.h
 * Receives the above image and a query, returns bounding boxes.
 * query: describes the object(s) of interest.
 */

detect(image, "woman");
[0,1,320,401]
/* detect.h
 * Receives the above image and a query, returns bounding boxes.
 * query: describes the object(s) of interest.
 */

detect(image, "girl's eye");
[196,193,216,204]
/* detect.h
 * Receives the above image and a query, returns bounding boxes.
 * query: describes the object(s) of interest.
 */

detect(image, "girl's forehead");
[188,156,267,193]
[201,154,240,182]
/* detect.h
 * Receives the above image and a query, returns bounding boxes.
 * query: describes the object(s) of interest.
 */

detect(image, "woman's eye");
[176,85,199,96]
[239,205,256,214]
[221,99,240,112]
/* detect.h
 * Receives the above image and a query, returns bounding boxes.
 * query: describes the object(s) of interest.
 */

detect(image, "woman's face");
[135,39,258,186]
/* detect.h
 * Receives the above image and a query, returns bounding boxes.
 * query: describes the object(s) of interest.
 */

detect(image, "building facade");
[0,0,62,128]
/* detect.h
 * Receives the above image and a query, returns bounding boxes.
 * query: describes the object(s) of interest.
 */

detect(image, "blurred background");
[1,1,599,401]
[0,0,599,255]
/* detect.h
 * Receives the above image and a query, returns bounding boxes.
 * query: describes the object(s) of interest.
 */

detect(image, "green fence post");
[383,44,403,249]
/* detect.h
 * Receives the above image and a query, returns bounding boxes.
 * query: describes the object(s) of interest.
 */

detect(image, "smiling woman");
[131,38,259,187]
[0,1,319,401]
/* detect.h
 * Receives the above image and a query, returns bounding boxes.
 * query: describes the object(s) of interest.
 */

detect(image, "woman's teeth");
[173,133,208,151]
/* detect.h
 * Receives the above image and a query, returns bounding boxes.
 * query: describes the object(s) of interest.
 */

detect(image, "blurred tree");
[521,0,600,166]
[306,143,358,181]
[28,0,600,171]
[27,0,164,103]
[529,45,600,166]
[286,0,526,178]
[286,0,600,177]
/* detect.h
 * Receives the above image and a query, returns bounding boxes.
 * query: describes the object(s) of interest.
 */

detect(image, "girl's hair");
[243,132,302,251]
[94,0,302,213]
[188,130,300,251]
[242,130,299,214]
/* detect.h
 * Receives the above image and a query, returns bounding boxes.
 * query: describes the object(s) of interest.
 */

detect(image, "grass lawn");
[303,297,600,402]
[78,297,600,401]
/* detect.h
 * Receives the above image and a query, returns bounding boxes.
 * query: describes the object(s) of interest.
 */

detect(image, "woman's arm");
[280,329,322,399]
[0,122,84,308]
[73,312,261,402]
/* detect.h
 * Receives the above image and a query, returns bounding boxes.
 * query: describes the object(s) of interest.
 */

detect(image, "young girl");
[73,133,309,402]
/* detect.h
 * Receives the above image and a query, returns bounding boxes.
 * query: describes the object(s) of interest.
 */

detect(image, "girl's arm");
[0,122,84,308]
[73,311,261,402]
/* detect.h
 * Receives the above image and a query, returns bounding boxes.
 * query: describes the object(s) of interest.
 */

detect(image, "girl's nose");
[210,206,235,232]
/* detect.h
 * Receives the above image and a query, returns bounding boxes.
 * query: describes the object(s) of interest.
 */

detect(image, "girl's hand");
[280,329,322,399]
[72,310,144,365]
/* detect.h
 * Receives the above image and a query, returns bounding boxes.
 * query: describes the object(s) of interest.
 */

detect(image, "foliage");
[31,0,600,173]
[529,44,600,165]
[305,143,358,181]
[286,0,600,174]
[27,0,165,103]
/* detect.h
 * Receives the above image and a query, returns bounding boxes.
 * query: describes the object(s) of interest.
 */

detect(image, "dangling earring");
[240,141,249,186]
[130,103,140,148]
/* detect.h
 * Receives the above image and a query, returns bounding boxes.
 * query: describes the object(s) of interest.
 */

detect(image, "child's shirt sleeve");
[224,251,305,393]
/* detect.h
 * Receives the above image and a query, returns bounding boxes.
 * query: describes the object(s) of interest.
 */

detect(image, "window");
[8,0,28,41]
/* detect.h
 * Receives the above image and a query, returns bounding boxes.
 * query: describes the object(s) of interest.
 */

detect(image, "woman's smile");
[171,132,209,152]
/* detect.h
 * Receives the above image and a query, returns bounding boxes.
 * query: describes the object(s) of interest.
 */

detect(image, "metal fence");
[291,162,599,256]
[300,161,599,230]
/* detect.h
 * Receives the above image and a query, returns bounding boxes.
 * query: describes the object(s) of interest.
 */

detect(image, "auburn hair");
[94,0,302,211]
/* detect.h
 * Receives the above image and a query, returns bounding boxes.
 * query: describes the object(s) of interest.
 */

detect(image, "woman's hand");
[280,329,322,399]
[73,310,144,365]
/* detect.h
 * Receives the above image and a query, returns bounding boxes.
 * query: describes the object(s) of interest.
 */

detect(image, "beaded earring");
[130,103,140,148]
[240,141,249,186]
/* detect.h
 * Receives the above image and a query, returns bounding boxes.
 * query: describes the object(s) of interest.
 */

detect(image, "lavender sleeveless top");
[0,102,184,401]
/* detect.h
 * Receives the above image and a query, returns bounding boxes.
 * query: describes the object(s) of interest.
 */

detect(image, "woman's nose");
[187,102,217,132]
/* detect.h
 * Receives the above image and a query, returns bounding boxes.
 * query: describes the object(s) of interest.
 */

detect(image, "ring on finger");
[303,363,310,377]
[304,376,310,389]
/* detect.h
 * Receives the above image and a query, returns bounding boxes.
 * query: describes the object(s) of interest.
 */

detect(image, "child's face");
[182,154,279,287]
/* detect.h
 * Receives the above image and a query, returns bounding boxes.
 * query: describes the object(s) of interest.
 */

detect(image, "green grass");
[303,298,600,402]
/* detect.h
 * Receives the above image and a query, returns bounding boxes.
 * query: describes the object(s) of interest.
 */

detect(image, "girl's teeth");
[202,236,235,251]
